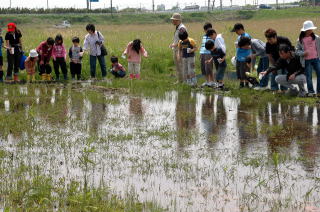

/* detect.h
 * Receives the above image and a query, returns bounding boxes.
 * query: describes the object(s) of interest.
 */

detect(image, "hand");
[79,52,84,57]
[205,60,211,64]
[260,71,267,76]
[217,58,225,63]
[288,73,296,81]
[304,51,308,57]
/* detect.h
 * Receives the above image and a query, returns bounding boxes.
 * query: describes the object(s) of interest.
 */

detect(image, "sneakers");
[129,74,134,79]
[298,91,307,98]
[306,93,316,97]
[285,88,299,97]
[254,86,268,91]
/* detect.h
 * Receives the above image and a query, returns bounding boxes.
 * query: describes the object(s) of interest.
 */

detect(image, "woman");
[83,24,107,80]
[5,22,22,82]
[296,20,320,97]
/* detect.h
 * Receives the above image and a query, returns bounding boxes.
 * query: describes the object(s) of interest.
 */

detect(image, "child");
[236,37,252,88]
[36,37,54,81]
[178,31,198,86]
[69,36,83,80]
[123,39,148,79]
[205,40,227,89]
[200,22,214,87]
[206,28,226,53]
[110,56,126,78]
[24,49,38,83]
[0,28,3,82]
[52,34,68,80]
[296,20,320,97]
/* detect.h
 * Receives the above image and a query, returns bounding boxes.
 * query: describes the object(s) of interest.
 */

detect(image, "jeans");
[90,55,107,78]
[53,57,68,80]
[70,62,82,80]
[275,74,306,92]
[271,69,288,91]
[305,58,320,94]
[214,62,226,81]
[257,57,269,87]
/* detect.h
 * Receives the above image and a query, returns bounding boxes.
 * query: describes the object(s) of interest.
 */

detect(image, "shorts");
[128,62,141,75]
[200,54,213,76]
[236,60,250,80]
[0,56,3,66]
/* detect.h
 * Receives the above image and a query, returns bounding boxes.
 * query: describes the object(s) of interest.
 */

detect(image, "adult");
[261,44,306,97]
[265,28,293,91]
[83,24,107,79]
[5,23,22,82]
[169,13,187,83]
[296,20,320,97]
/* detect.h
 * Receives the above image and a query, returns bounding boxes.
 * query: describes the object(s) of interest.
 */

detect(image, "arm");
[123,43,130,55]
[83,35,89,52]
[251,54,257,71]
[295,41,306,57]
[52,45,56,61]
[140,46,148,57]
[267,54,275,66]
[63,45,67,60]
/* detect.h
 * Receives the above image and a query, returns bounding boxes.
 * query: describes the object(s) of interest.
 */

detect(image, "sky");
[1,0,298,10]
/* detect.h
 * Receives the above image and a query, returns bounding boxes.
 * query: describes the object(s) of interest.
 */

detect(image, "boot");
[13,74,20,83]
[41,74,47,81]
[135,74,140,79]
[129,74,134,79]
[46,74,52,81]
[32,75,36,83]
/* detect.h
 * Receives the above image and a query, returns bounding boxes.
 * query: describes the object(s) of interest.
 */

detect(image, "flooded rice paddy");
[0,84,320,211]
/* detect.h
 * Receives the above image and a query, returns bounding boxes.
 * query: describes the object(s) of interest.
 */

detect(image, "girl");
[37,37,54,81]
[5,23,22,82]
[123,39,148,79]
[296,20,320,97]
[24,49,38,83]
[52,34,68,80]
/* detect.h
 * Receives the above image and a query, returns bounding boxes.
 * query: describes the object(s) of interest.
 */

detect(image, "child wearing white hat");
[24,49,38,83]
[296,20,320,97]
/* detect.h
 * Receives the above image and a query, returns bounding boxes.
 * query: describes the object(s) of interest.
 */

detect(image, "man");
[169,13,187,83]
[261,44,306,97]
[265,28,293,91]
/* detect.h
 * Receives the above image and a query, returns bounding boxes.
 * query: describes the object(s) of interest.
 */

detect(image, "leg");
[205,54,214,83]
[118,70,126,78]
[135,63,141,79]
[53,60,60,80]
[257,57,269,87]
[174,50,184,82]
[46,64,52,80]
[188,57,196,85]
[13,52,21,76]
[200,54,206,77]
[305,59,315,93]
[275,75,295,90]
[6,51,14,79]
[97,55,107,78]
[60,59,68,80]
[89,55,97,78]
[128,62,134,79]
[216,64,226,83]
[280,69,288,91]
[77,64,82,80]
[70,62,76,79]
[293,74,306,92]
[182,58,188,83]
[270,73,279,91]
[311,59,320,94]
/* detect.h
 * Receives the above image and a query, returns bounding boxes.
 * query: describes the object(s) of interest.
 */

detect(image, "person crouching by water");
[36,37,54,81]
[110,56,126,78]
[24,49,38,83]
[261,44,307,97]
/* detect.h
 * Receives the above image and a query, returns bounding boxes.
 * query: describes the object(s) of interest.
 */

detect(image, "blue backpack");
[20,52,27,70]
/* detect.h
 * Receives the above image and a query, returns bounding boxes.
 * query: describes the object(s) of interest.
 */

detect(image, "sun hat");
[170,13,182,21]
[301,20,317,32]
[7,23,16,32]
[29,49,38,58]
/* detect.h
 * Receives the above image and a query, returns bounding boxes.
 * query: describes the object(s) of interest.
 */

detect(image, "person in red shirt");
[36,37,54,81]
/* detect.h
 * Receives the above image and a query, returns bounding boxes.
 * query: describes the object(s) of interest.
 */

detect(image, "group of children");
[0,23,148,83]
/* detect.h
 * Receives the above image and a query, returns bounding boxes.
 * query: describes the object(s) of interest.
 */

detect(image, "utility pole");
[276,0,279,9]
[86,0,89,10]
[9,0,12,8]
[47,0,49,9]
[208,0,210,11]
[152,0,155,12]
[220,0,222,10]
[110,0,113,18]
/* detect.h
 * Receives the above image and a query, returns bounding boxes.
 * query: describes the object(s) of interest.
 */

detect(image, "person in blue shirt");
[199,22,214,87]
[231,23,252,88]
[0,28,4,82]
[236,37,252,88]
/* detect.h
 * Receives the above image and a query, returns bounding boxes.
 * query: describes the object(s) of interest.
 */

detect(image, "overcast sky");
[1,0,298,10]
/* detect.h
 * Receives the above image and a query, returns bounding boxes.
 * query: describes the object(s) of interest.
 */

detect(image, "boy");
[199,22,214,87]
[110,56,126,78]
[205,40,227,89]
[37,37,54,81]
[178,31,198,86]
[69,37,83,80]
[0,28,3,82]
[206,28,226,53]
[24,49,38,83]
[236,37,252,88]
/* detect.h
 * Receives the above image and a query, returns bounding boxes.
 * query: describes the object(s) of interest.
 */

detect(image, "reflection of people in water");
[89,94,107,134]
[201,94,226,146]
[175,91,196,148]
[70,91,84,120]
[129,97,143,118]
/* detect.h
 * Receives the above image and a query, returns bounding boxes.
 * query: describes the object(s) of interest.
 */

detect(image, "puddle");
[0,85,319,211]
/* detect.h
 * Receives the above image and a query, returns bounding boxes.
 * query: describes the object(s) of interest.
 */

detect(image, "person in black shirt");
[261,44,306,97]
[5,23,22,82]
[265,28,293,91]
[205,40,227,88]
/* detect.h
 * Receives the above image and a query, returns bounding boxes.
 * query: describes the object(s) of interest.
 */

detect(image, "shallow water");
[0,84,320,211]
